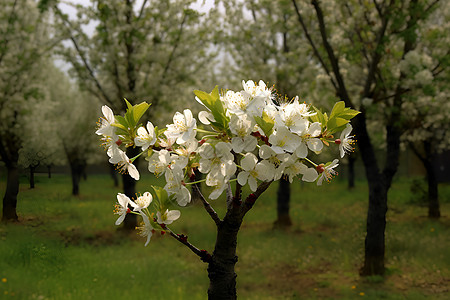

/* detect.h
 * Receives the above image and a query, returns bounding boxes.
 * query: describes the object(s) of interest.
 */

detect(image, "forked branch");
[193,184,221,227]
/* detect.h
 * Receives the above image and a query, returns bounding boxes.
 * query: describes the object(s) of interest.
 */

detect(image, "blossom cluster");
[96,80,358,245]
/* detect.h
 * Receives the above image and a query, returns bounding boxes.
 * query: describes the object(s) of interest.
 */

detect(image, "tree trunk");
[109,162,119,187]
[69,160,82,196]
[2,162,20,222]
[207,214,241,299]
[423,141,440,218]
[427,168,440,218]
[273,178,292,229]
[347,153,356,189]
[29,165,36,189]
[354,112,390,276]
[360,180,388,275]
[122,146,140,230]
[47,165,52,178]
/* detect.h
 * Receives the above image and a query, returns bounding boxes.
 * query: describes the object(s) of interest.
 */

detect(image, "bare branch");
[168,230,211,263]
[310,0,353,107]
[192,184,221,227]
[372,0,383,18]
[137,0,148,20]
[53,6,115,108]
[362,0,393,98]
[291,0,338,91]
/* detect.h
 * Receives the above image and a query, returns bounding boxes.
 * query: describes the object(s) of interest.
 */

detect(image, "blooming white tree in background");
[96,80,358,299]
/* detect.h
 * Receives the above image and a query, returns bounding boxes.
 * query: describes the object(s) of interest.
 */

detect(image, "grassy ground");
[0,173,449,299]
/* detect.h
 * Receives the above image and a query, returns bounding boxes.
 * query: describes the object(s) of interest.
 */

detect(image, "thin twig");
[291,0,338,91]
[192,184,221,227]
[310,0,353,107]
[167,229,211,263]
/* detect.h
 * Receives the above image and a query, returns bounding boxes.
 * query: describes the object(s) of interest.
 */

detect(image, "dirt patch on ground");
[55,227,130,247]
[239,262,342,299]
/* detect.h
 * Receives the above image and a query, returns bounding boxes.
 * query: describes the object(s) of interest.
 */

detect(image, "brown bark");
[207,214,241,300]
[2,163,20,222]
[273,178,292,229]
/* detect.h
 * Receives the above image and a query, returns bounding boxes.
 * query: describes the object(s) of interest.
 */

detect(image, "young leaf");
[329,101,345,120]
[133,102,151,124]
[254,111,275,137]
[338,108,360,120]
[124,98,133,111]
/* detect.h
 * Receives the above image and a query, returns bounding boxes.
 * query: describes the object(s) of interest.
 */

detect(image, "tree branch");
[310,0,353,107]
[291,0,338,91]
[53,6,115,108]
[168,230,211,263]
[362,0,393,98]
[192,184,221,227]
[240,181,272,217]
[137,0,148,20]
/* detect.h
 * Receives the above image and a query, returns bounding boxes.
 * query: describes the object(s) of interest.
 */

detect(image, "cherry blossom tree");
[0,0,56,222]
[400,2,450,218]
[96,80,358,299]
[18,96,64,189]
[290,0,446,275]
[51,0,218,228]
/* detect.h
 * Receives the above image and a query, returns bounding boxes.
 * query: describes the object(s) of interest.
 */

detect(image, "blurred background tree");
[50,0,220,229]
[290,0,448,275]
[0,0,56,222]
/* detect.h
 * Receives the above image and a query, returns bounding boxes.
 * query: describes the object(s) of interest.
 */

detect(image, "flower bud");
[334,139,341,145]
[316,164,325,173]
[178,234,188,243]
[200,250,212,263]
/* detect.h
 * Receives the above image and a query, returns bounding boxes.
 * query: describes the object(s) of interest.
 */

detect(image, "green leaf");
[194,86,220,111]
[312,106,326,128]
[125,110,135,129]
[329,101,345,120]
[124,98,133,111]
[151,185,169,211]
[195,86,230,133]
[113,115,129,130]
[338,108,360,120]
[327,117,349,134]
[133,102,151,124]
[254,111,275,137]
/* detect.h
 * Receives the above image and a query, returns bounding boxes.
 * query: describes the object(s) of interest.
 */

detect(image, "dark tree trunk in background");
[0,136,20,222]
[423,141,440,218]
[69,160,84,196]
[347,153,356,189]
[412,141,440,219]
[81,161,87,181]
[361,180,388,275]
[273,178,292,229]
[109,162,119,187]
[355,111,399,276]
[122,146,140,230]
[29,165,36,189]
[47,165,52,178]
[2,163,20,222]
[426,162,440,219]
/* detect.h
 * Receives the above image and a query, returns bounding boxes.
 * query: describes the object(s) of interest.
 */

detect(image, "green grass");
[0,173,449,299]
